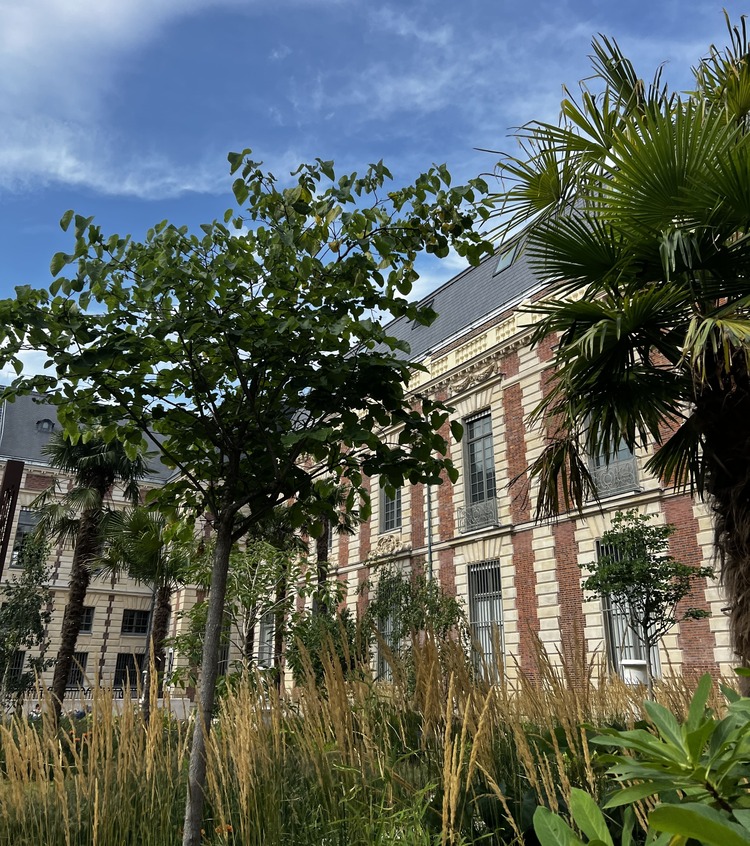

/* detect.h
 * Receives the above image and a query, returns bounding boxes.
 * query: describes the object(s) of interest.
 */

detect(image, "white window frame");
[380,486,402,534]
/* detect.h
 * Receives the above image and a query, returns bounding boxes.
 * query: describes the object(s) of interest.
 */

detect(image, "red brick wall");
[512,529,540,674]
[553,519,586,672]
[358,476,371,562]
[663,496,719,676]
[25,472,53,491]
[502,353,531,525]
[439,548,457,596]
[411,482,425,550]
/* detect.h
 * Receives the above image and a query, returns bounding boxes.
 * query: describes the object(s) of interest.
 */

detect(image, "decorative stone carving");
[369,533,411,560]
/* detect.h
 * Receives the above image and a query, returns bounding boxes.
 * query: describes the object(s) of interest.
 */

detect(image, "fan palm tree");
[34,431,148,719]
[100,507,192,721]
[493,16,750,667]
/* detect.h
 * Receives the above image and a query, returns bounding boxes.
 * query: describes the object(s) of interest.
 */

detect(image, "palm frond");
[646,413,705,493]
[527,436,596,519]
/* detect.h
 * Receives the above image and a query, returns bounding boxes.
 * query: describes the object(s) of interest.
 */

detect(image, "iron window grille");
[7,650,25,684]
[113,653,146,689]
[589,441,639,499]
[468,559,504,677]
[67,652,88,688]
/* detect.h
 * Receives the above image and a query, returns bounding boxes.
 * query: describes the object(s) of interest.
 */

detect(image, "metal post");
[425,483,434,581]
[0,460,24,581]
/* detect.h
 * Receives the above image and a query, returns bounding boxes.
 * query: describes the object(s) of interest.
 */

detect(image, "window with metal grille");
[67,652,88,688]
[7,650,25,683]
[381,486,402,533]
[597,541,661,679]
[376,611,399,682]
[458,414,498,533]
[113,653,145,688]
[468,560,504,676]
[257,611,275,666]
[11,509,40,568]
[79,606,94,634]
[589,441,639,498]
[121,609,150,635]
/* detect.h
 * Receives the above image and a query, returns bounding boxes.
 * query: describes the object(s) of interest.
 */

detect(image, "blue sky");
[0,0,744,313]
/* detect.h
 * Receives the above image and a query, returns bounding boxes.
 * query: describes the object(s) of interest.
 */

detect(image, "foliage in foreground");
[534,672,750,846]
[0,642,740,845]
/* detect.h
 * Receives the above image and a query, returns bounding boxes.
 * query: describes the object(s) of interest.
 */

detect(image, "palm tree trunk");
[50,512,98,722]
[150,584,172,679]
[182,514,234,846]
[700,354,750,692]
[141,584,172,726]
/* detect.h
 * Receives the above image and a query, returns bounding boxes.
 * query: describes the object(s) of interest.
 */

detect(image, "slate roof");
[382,245,542,362]
[0,392,174,482]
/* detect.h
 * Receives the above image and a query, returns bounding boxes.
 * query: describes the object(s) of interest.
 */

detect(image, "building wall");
[1,459,159,692]
[332,294,734,680]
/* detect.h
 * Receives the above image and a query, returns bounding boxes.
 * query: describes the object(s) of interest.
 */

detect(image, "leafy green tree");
[33,431,147,721]
[170,537,306,689]
[493,16,750,670]
[0,152,491,845]
[581,510,714,692]
[364,562,468,656]
[0,534,52,712]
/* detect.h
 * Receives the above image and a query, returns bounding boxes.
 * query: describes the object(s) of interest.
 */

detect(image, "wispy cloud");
[370,6,453,47]
[270,44,292,60]
[0,0,246,198]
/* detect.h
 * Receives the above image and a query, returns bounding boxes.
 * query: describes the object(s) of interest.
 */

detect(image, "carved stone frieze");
[368,533,411,560]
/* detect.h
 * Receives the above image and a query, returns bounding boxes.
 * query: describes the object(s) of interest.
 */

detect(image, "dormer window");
[494,242,521,275]
[36,419,55,433]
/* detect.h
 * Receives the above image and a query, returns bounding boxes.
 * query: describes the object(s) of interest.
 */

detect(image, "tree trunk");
[243,606,257,667]
[312,519,330,617]
[182,515,234,846]
[150,583,172,679]
[700,352,750,692]
[50,512,99,723]
[141,583,172,725]
[273,561,288,692]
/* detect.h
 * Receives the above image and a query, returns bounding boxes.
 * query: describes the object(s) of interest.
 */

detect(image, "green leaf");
[604,782,666,808]
[649,803,750,846]
[643,700,686,753]
[50,252,68,277]
[59,209,74,231]
[686,673,713,732]
[569,789,613,846]
[533,806,585,846]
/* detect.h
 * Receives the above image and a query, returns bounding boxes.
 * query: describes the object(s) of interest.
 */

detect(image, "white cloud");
[0,349,50,385]
[270,44,292,60]
[0,0,247,198]
[0,116,230,198]
[370,7,453,47]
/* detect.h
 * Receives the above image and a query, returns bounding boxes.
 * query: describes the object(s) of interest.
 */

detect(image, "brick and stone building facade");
[0,392,174,693]
[329,245,732,681]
